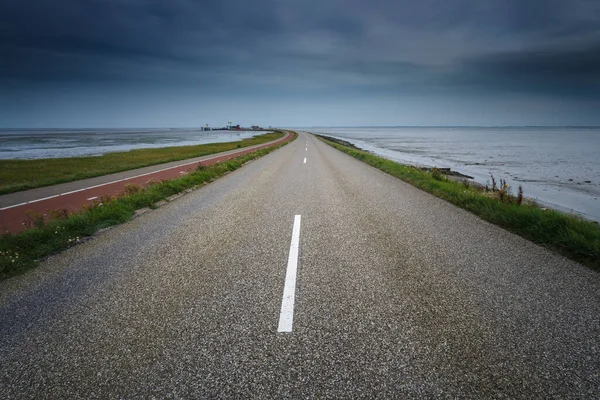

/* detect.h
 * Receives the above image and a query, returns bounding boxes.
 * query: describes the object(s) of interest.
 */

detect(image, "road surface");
[1,132,598,399]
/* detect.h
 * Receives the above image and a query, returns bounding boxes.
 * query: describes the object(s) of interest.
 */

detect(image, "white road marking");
[0,132,290,211]
[0,162,205,210]
[303,158,307,164]
[86,196,98,201]
[278,215,302,333]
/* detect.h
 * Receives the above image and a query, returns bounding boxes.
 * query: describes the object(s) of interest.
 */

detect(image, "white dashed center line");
[303,158,307,164]
[86,196,98,201]
[278,215,302,333]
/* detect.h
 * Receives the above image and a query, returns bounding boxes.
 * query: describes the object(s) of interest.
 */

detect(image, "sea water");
[306,127,600,221]
[0,128,267,160]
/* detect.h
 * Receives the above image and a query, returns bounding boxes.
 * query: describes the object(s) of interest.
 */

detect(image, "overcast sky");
[1,0,599,127]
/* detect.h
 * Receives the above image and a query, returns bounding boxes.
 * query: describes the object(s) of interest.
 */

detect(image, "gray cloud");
[1,0,600,125]
[450,43,600,98]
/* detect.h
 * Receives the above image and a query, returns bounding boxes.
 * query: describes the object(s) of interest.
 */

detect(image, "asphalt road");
[1,132,598,399]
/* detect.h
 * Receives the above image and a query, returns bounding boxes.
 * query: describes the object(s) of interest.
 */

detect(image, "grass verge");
[318,135,600,271]
[0,131,284,195]
[0,132,295,280]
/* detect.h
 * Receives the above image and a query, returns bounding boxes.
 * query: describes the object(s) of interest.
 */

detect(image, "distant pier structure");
[203,123,266,131]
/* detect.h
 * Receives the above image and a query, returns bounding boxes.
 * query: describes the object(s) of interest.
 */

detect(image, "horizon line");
[2,125,600,130]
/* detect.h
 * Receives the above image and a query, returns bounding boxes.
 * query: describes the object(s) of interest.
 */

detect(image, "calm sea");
[0,128,266,160]
[305,127,600,222]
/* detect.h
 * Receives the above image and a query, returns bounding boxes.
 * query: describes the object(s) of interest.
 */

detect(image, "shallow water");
[306,127,600,221]
[0,128,266,160]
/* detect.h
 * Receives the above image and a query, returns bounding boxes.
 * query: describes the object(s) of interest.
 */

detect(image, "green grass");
[318,135,600,270]
[0,131,284,195]
[0,132,296,280]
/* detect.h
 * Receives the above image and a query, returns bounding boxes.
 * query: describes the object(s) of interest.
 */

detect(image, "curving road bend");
[0,132,598,399]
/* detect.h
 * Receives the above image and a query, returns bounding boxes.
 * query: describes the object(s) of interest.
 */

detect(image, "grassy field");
[318,135,600,271]
[0,132,295,280]
[0,131,284,195]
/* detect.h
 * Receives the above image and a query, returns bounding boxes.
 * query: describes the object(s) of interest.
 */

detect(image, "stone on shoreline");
[421,167,474,180]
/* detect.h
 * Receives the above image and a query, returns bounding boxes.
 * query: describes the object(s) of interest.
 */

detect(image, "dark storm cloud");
[0,0,286,82]
[455,43,600,97]
[468,45,600,81]
[1,0,600,95]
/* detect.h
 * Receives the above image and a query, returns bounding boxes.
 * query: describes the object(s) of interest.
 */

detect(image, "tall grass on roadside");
[0,131,284,195]
[0,133,295,280]
[318,135,600,270]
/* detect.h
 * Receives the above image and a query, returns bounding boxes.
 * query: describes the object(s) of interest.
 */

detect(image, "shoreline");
[321,135,476,179]
[0,129,275,160]
[315,133,599,222]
